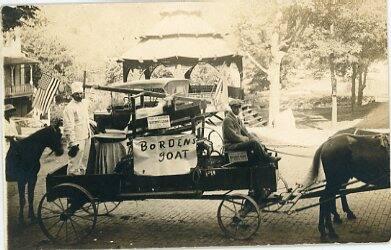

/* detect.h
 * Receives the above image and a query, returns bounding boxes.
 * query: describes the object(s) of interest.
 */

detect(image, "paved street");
[6,147,391,249]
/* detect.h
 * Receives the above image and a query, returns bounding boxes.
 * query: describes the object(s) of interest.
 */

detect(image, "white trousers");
[67,138,91,175]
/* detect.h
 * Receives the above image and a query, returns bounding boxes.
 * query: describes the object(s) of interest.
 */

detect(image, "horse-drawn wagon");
[36,84,280,244]
[32,83,390,245]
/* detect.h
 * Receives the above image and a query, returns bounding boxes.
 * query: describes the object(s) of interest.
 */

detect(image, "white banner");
[133,134,197,176]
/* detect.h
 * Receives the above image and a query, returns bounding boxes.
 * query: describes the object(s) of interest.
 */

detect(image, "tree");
[20,14,80,94]
[302,0,352,126]
[2,6,39,31]
[302,0,387,118]
[105,58,122,84]
[350,0,387,107]
[235,0,313,126]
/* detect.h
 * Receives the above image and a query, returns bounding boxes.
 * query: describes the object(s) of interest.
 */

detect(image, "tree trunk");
[329,53,338,127]
[350,63,357,114]
[268,59,282,127]
[268,30,285,127]
[357,64,368,106]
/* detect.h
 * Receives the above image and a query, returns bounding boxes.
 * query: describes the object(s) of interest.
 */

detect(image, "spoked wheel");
[82,201,121,216]
[217,194,261,240]
[37,183,97,245]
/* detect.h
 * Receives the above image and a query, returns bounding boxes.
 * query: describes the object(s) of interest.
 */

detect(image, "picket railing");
[5,84,34,97]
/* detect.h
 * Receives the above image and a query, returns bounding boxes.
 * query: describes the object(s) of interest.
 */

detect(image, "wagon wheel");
[82,201,121,216]
[217,194,260,240]
[37,183,97,245]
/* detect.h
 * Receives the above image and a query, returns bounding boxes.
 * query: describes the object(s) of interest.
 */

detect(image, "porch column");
[11,65,15,86]
[30,65,33,86]
[21,64,25,84]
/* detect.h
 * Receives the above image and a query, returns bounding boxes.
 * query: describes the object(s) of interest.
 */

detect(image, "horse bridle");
[46,125,62,156]
[374,134,390,152]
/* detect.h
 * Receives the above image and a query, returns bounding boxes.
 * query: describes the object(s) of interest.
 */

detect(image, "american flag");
[32,74,61,115]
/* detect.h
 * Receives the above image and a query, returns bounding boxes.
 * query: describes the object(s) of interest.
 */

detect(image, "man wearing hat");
[223,99,281,207]
[222,99,281,163]
[63,82,91,175]
[3,104,19,154]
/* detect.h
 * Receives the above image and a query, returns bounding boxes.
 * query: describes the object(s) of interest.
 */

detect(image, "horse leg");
[332,196,342,224]
[324,192,339,239]
[318,197,327,242]
[17,180,26,225]
[325,196,338,239]
[341,194,356,220]
[27,175,38,223]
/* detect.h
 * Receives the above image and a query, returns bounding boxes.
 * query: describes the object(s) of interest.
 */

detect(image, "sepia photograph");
[1,0,390,249]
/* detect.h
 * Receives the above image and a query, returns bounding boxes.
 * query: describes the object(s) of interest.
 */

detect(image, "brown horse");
[6,125,64,225]
[329,128,385,224]
[304,133,390,240]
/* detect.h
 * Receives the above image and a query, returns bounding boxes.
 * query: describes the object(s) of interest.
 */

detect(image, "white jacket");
[3,118,18,155]
[4,118,18,137]
[63,99,90,146]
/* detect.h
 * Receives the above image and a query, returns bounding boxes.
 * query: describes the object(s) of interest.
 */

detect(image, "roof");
[122,35,238,62]
[3,45,39,65]
[4,56,39,65]
[120,10,240,64]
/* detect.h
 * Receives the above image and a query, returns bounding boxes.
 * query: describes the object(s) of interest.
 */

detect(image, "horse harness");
[374,134,390,153]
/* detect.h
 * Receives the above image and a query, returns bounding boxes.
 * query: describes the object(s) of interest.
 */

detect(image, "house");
[3,28,39,117]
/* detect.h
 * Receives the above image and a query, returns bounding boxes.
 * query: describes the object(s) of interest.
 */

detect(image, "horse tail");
[302,143,324,187]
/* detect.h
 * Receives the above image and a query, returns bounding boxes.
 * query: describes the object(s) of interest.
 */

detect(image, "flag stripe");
[32,75,61,115]
[41,78,60,114]
[40,78,57,113]
[32,89,44,110]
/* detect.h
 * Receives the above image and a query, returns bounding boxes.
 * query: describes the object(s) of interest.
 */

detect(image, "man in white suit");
[63,82,91,175]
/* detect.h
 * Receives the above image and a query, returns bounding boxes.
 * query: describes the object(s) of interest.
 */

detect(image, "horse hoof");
[30,217,37,224]
[18,219,25,226]
[347,212,357,220]
[333,216,343,224]
[329,232,339,240]
[320,234,328,243]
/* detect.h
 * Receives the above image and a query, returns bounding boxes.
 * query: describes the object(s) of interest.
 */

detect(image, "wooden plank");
[85,84,211,104]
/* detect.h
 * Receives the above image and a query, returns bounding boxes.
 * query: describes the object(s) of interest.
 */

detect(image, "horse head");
[45,123,64,156]
[377,133,390,153]
[372,133,390,187]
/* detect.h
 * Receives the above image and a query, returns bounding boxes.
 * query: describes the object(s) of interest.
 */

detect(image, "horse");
[304,133,390,241]
[329,128,387,224]
[6,124,64,225]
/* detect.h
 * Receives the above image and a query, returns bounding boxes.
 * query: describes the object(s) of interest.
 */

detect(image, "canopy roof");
[121,35,238,62]
[120,10,242,82]
[112,78,190,89]
[356,102,389,129]
[4,56,39,65]
[3,46,39,65]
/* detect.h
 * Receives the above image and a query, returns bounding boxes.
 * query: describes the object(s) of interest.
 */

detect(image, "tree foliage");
[20,13,80,93]
[301,0,387,108]
[105,58,122,84]
[2,6,39,31]
[301,0,386,72]
[234,0,313,89]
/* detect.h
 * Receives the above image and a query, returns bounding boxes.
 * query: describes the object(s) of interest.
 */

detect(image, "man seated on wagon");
[222,100,281,163]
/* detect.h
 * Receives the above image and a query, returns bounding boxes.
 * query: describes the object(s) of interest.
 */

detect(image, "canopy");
[120,10,242,82]
[111,78,190,95]
[356,102,389,129]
